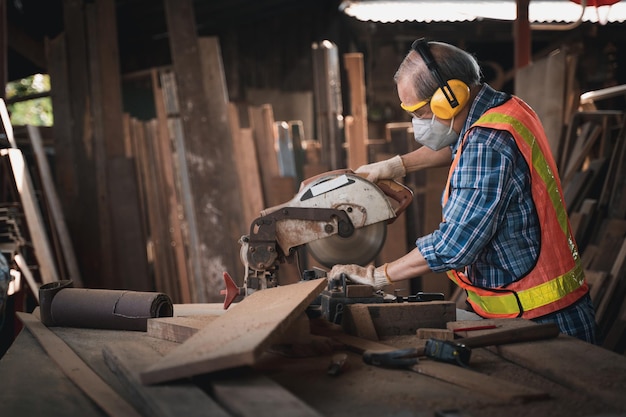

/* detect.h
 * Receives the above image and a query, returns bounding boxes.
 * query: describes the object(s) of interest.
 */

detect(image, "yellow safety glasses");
[400,98,430,114]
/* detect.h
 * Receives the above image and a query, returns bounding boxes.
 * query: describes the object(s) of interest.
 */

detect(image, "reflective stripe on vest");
[443,97,587,319]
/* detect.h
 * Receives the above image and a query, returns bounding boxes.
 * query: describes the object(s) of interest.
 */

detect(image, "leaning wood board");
[140,278,327,384]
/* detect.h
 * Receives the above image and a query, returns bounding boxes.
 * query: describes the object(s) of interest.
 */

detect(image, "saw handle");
[376,179,414,223]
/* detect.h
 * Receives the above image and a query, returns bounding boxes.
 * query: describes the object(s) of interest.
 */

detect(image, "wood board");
[140,278,327,384]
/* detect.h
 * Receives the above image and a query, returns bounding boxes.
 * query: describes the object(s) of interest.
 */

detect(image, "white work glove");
[328,264,391,290]
[355,155,406,183]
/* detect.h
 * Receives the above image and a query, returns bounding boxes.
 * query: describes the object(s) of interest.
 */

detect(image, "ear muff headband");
[411,38,470,119]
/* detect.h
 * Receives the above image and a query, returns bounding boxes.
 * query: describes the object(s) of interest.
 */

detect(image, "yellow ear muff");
[430,79,470,119]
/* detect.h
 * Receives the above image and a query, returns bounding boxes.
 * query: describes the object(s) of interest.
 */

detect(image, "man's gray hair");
[394,41,482,100]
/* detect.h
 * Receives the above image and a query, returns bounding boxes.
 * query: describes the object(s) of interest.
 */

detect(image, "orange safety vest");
[443,96,588,319]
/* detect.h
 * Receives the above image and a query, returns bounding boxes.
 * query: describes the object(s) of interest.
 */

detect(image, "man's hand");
[355,155,406,183]
[328,264,390,290]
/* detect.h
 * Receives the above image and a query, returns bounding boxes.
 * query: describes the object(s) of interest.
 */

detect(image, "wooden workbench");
[1,313,625,417]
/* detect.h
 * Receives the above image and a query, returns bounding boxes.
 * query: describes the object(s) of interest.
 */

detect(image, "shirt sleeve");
[416,129,516,272]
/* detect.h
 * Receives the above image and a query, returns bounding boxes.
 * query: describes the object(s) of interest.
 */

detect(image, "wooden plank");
[588,219,626,272]
[0,99,17,148]
[27,125,82,286]
[374,152,409,297]
[344,53,369,170]
[173,302,230,316]
[16,312,143,417]
[140,278,327,384]
[412,361,549,404]
[227,103,264,227]
[248,103,280,206]
[494,333,626,409]
[164,3,244,301]
[514,49,566,160]
[563,124,603,186]
[85,2,116,288]
[102,341,231,417]
[138,120,179,297]
[152,69,192,303]
[2,149,59,284]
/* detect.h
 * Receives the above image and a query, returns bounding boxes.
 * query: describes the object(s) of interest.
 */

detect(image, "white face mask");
[412,115,459,151]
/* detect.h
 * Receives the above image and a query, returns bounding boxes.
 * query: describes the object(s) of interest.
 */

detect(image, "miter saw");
[221,169,414,309]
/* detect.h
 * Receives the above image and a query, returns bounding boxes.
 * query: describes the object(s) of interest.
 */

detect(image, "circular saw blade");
[306,222,387,268]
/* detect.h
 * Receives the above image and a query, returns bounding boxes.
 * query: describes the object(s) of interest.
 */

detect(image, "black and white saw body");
[232,170,413,299]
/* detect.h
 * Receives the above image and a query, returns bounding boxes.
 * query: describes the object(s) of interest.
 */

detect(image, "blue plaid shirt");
[416,84,597,343]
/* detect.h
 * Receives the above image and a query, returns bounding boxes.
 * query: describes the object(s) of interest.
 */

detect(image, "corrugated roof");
[339,0,626,24]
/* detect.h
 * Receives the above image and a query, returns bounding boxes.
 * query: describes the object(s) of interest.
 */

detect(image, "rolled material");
[39,280,173,331]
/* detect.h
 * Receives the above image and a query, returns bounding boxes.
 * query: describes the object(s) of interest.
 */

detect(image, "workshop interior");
[1,1,626,417]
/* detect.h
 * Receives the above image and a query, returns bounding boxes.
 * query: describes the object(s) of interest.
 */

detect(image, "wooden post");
[164,0,244,302]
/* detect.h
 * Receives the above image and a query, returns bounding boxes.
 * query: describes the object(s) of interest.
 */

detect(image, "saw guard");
[263,172,398,254]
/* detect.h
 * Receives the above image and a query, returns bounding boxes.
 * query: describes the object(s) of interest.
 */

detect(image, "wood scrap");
[140,278,327,385]
[16,312,143,417]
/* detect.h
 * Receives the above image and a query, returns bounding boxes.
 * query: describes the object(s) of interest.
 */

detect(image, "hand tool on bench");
[363,322,560,368]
